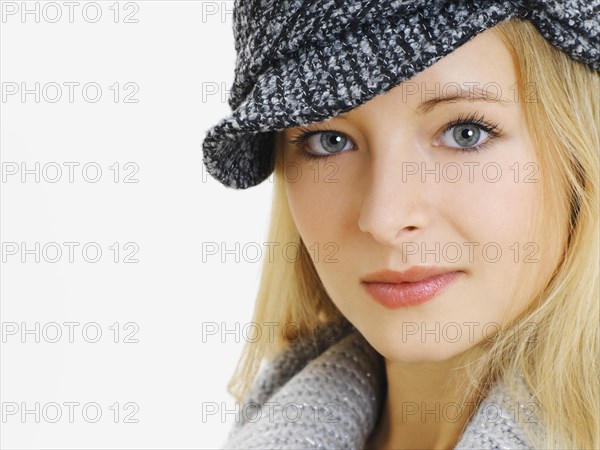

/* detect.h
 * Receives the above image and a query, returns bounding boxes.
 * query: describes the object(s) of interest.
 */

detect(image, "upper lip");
[360,267,461,284]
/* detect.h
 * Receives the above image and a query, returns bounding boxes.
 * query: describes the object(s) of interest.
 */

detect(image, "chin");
[358,327,480,365]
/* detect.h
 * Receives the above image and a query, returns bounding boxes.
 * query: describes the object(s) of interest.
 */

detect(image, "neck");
[366,346,485,450]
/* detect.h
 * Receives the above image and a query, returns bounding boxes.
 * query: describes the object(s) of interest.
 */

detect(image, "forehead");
[416,27,516,89]
[374,29,515,114]
[368,28,515,115]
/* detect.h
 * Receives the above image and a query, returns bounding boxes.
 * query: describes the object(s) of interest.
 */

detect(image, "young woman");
[202,2,599,449]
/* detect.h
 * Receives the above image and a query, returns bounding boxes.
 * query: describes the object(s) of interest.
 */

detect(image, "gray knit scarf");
[221,318,545,449]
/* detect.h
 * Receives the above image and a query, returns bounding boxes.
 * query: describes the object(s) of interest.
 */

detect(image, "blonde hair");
[225,18,599,449]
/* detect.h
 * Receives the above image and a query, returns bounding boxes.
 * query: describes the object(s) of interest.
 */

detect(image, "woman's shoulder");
[221,317,386,449]
[249,317,357,401]
[455,375,547,449]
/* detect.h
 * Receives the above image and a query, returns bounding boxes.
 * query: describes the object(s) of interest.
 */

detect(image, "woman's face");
[281,29,562,363]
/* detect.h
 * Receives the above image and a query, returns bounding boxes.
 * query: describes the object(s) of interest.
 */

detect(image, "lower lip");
[361,272,463,309]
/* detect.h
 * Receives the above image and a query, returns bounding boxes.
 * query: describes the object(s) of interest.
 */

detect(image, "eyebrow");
[415,87,511,115]
[327,87,511,123]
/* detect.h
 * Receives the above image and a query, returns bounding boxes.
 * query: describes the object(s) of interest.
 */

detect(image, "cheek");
[284,161,359,245]
[452,168,539,243]
[284,162,363,299]
[447,156,557,318]
[440,137,541,247]
[285,178,328,243]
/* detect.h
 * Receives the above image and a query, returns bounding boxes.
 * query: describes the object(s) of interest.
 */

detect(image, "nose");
[358,151,431,248]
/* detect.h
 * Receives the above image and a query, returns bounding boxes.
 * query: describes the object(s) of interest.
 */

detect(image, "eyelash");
[287,112,504,163]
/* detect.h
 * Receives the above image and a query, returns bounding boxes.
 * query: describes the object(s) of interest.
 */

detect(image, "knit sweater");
[221,318,545,449]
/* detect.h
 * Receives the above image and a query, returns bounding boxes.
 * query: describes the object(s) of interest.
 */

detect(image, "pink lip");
[360,269,463,309]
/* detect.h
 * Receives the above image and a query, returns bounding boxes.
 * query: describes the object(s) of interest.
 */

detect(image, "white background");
[0,1,274,448]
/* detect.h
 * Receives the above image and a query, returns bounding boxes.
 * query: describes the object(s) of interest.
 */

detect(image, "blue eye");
[287,127,354,162]
[438,112,503,153]
[286,112,503,161]
[444,124,484,147]
[315,132,352,153]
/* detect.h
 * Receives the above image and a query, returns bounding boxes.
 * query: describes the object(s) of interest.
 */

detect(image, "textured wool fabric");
[201,0,600,190]
[221,318,546,449]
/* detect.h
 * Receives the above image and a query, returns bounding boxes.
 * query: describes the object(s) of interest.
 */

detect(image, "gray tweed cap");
[202,0,600,190]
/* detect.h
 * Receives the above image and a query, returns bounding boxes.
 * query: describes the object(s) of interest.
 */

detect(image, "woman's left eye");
[437,114,503,152]
[443,124,487,147]
[440,123,491,149]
